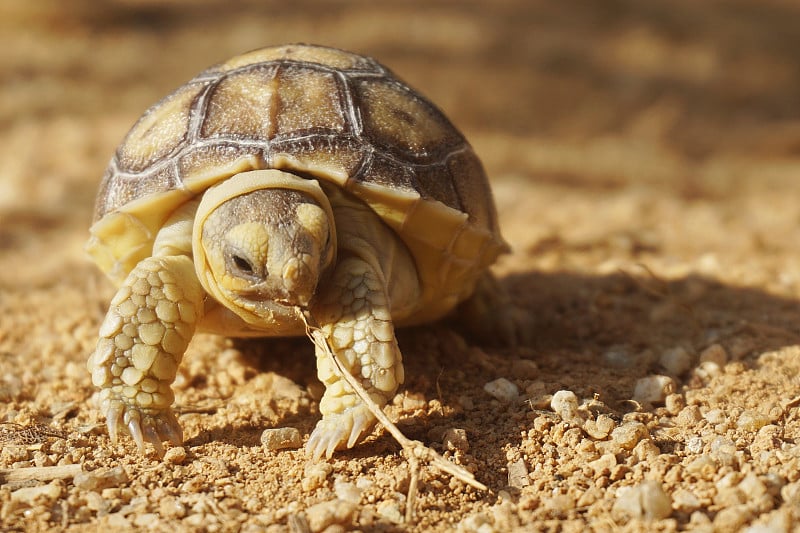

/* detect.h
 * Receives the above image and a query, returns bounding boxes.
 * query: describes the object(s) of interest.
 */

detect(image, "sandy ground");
[4,0,800,531]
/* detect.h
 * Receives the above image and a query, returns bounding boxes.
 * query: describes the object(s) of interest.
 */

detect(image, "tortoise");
[86,44,509,459]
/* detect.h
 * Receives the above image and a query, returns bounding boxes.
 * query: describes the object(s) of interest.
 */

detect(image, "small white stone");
[611,422,649,450]
[704,408,727,425]
[632,375,674,404]
[507,458,529,488]
[686,435,704,454]
[672,488,701,512]
[694,360,722,379]
[659,346,693,375]
[550,390,579,421]
[612,480,672,520]
[260,427,302,451]
[304,499,356,532]
[737,410,770,431]
[11,484,61,506]
[164,446,187,465]
[588,453,617,476]
[377,500,404,524]
[73,466,129,491]
[483,378,519,403]
[333,480,362,504]
[699,343,728,366]
[85,491,110,513]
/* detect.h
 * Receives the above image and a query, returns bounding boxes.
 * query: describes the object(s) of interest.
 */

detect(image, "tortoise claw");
[306,405,375,460]
[102,397,182,458]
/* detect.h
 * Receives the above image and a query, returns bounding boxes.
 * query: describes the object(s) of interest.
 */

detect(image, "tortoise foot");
[102,395,183,457]
[306,404,375,460]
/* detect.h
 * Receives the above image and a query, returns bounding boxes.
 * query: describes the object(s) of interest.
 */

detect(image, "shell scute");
[352,78,464,163]
[271,136,364,186]
[117,82,205,173]
[201,67,277,140]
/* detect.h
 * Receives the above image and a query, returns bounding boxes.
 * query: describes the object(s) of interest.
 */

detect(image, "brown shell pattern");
[97,44,497,224]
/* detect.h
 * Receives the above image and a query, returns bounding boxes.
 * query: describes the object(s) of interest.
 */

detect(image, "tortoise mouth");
[228,288,308,320]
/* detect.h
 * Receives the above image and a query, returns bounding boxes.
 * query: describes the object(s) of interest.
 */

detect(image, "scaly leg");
[307,256,404,459]
[87,255,204,456]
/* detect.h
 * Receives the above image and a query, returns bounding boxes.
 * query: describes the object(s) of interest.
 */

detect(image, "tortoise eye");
[232,254,254,274]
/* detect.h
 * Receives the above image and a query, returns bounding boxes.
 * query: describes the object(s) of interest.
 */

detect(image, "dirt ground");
[4,0,800,531]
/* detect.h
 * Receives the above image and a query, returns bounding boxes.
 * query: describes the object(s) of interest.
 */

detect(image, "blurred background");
[3,0,800,281]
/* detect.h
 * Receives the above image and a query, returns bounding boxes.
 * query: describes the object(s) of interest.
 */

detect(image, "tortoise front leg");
[307,256,404,460]
[87,255,204,456]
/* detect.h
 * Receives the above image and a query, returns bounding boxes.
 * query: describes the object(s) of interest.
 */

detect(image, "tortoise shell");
[88,44,508,320]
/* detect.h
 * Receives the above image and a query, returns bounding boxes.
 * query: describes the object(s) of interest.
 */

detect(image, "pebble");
[685,435,704,454]
[459,512,493,533]
[737,410,770,431]
[676,405,703,427]
[610,421,649,450]
[612,480,672,520]
[544,493,575,515]
[11,483,61,506]
[164,446,186,464]
[85,491,110,513]
[685,455,716,477]
[443,428,470,452]
[377,500,404,524]
[694,360,722,380]
[159,496,187,519]
[664,393,685,415]
[699,343,728,366]
[334,480,362,504]
[550,390,580,421]
[704,408,727,425]
[304,499,357,532]
[672,488,701,512]
[659,346,693,376]
[738,473,768,498]
[632,375,674,405]
[583,414,616,439]
[73,466,129,491]
[133,513,159,528]
[714,504,752,531]
[483,378,519,403]
[302,463,333,492]
[507,458,529,488]
[588,453,617,477]
[105,513,131,528]
[745,508,791,533]
[261,427,302,451]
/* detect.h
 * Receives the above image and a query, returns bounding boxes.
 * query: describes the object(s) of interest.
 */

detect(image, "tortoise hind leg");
[455,271,529,347]
[307,256,404,460]
[87,254,203,456]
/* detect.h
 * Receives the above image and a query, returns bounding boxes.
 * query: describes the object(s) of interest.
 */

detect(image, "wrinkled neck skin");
[192,170,336,330]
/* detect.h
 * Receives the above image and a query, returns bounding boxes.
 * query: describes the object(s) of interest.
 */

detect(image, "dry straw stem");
[0,464,82,484]
[301,311,487,524]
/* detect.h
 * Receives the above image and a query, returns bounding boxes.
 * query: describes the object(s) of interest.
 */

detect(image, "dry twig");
[301,312,487,523]
[0,464,82,484]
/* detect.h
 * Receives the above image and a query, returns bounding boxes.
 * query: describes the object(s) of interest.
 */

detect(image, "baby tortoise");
[86,44,509,459]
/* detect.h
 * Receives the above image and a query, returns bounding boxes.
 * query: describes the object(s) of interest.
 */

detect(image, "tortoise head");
[193,170,336,322]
